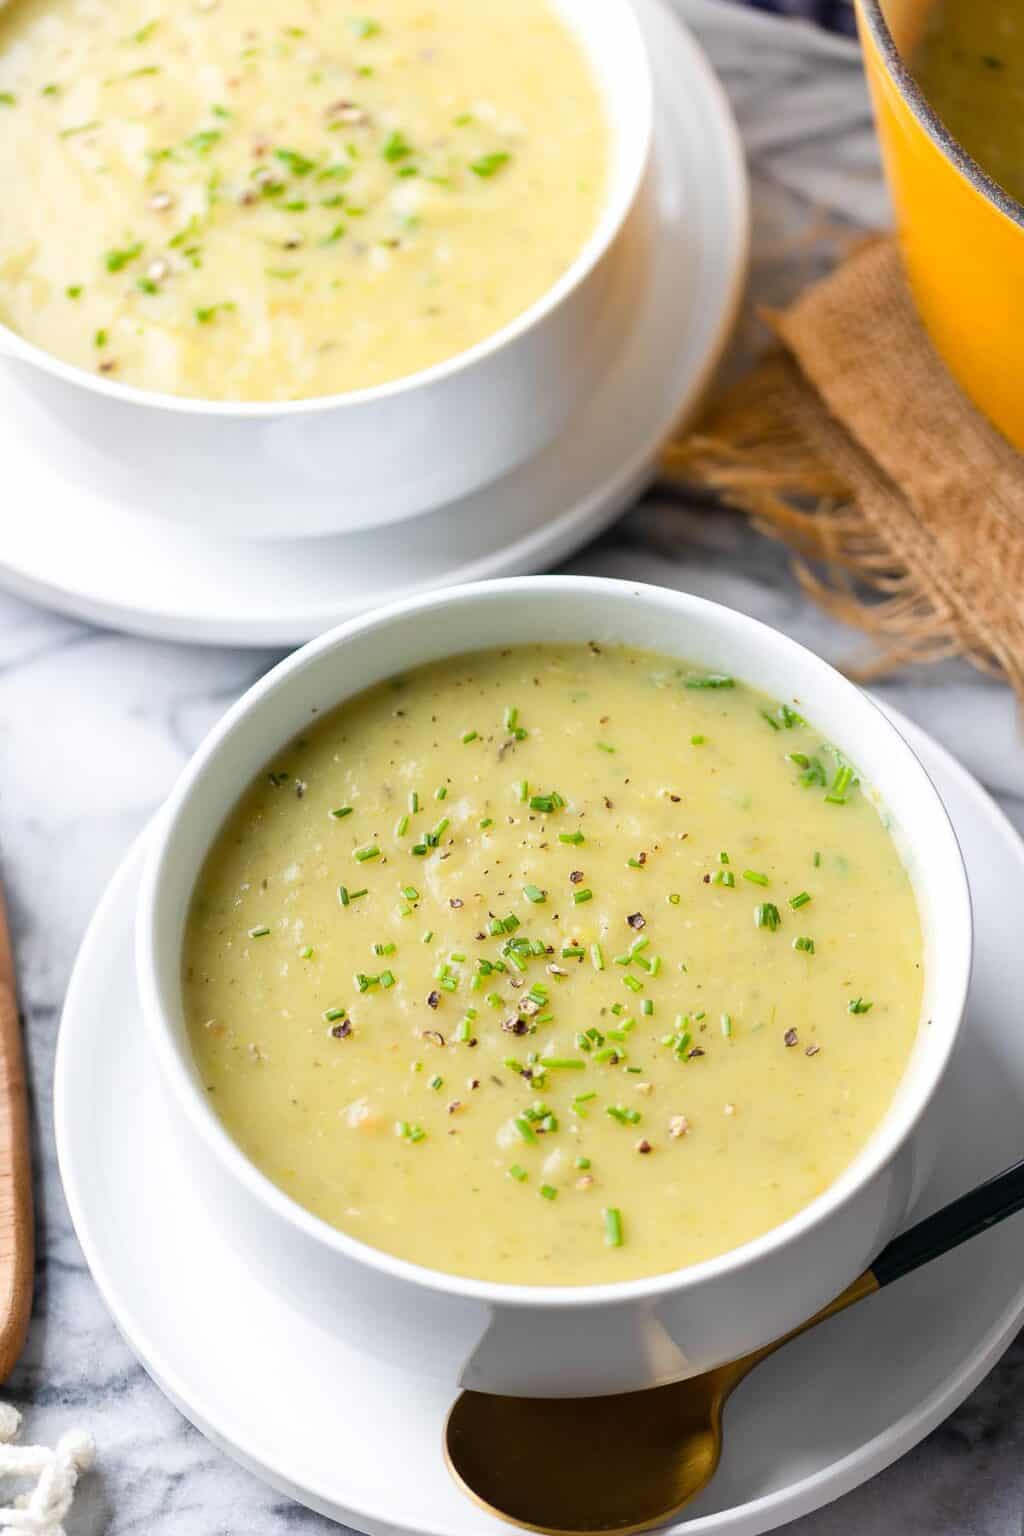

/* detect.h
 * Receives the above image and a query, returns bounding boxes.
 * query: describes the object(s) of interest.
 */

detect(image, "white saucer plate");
[55,708,1024,1535]
[0,0,748,649]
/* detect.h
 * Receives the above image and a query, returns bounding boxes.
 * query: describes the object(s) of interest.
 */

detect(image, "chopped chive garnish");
[591,944,605,971]
[668,893,681,905]
[789,891,812,909]
[685,673,734,689]
[826,765,854,804]
[755,902,781,931]
[514,1115,537,1144]
[596,741,615,754]
[605,1105,641,1125]
[508,1164,528,1182]
[794,936,815,953]
[331,806,354,819]
[299,946,314,959]
[712,870,735,887]
[402,886,419,901]
[813,851,821,867]
[691,734,705,746]
[522,884,546,904]
[383,129,413,162]
[721,1012,733,1037]
[435,785,448,801]
[461,730,478,744]
[742,869,769,887]
[760,710,781,732]
[409,791,419,813]
[539,1184,558,1201]
[558,830,585,845]
[323,1006,347,1022]
[105,241,143,272]
[573,888,593,905]
[470,151,510,177]
[248,925,270,938]
[604,1208,624,1247]
[575,1156,591,1171]
[538,1057,585,1070]
[788,752,810,769]
[395,815,409,837]
[354,845,380,862]
[642,999,654,1017]
[623,974,642,994]
[479,817,494,830]
[848,997,873,1014]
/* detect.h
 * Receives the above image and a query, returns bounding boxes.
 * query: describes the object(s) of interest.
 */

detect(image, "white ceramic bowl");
[0,2,652,540]
[136,576,972,1398]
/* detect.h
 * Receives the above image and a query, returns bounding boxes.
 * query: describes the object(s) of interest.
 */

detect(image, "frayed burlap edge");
[660,241,1024,702]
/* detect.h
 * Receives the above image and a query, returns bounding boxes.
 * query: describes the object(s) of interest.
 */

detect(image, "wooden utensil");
[0,877,33,1381]
[445,1156,1024,1535]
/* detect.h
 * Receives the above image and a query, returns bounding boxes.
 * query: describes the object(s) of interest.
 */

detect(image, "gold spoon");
[445,1157,1024,1534]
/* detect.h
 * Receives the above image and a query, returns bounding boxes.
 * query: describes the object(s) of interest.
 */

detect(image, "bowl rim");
[856,0,1024,231]
[0,0,653,417]
[136,574,973,1310]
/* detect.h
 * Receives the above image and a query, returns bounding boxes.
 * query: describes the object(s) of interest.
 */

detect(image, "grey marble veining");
[1,1,1022,1531]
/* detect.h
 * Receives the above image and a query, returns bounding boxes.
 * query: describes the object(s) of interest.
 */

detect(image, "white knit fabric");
[0,1407,93,1534]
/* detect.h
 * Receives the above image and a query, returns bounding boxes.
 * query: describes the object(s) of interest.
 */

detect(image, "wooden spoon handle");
[0,889,33,1382]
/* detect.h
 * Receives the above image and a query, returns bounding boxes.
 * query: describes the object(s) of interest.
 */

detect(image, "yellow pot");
[856,0,1024,449]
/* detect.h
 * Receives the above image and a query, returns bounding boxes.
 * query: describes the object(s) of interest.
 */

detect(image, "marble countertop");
[1,1,1022,1531]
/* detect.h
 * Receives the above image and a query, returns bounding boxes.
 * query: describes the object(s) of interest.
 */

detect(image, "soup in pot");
[912,0,1024,204]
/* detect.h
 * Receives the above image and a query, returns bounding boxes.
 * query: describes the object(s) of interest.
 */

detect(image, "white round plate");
[55,709,1024,1535]
[0,0,747,649]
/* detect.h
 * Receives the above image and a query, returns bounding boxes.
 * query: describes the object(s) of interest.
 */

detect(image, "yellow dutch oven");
[856,0,1024,450]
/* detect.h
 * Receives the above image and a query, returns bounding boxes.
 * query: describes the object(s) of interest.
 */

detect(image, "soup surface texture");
[0,0,607,399]
[184,646,923,1286]
[912,0,1024,204]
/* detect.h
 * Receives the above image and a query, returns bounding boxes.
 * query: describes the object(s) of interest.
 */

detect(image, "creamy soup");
[913,0,1024,204]
[184,646,923,1286]
[0,0,607,399]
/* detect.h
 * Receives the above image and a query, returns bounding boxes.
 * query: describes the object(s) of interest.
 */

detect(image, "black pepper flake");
[569,870,584,884]
[702,874,711,884]
[805,1044,820,1057]
[426,991,440,1010]
[330,1020,352,1039]
[502,1017,528,1036]
[670,794,681,803]
[687,1047,705,1059]
[635,1138,652,1154]
[784,1028,799,1048]
[626,912,645,930]
[449,898,464,909]
[469,1079,480,1090]
[422,1029,445,1047]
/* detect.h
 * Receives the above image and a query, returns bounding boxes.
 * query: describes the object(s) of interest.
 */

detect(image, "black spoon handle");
[872,1156,1024,1288]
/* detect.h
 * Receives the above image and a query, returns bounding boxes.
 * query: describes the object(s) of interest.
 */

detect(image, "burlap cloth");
[663,237,1024,701]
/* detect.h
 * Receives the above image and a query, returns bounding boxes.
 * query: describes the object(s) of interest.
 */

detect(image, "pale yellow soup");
[184,646,923,1286]
[0,0,607,399]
